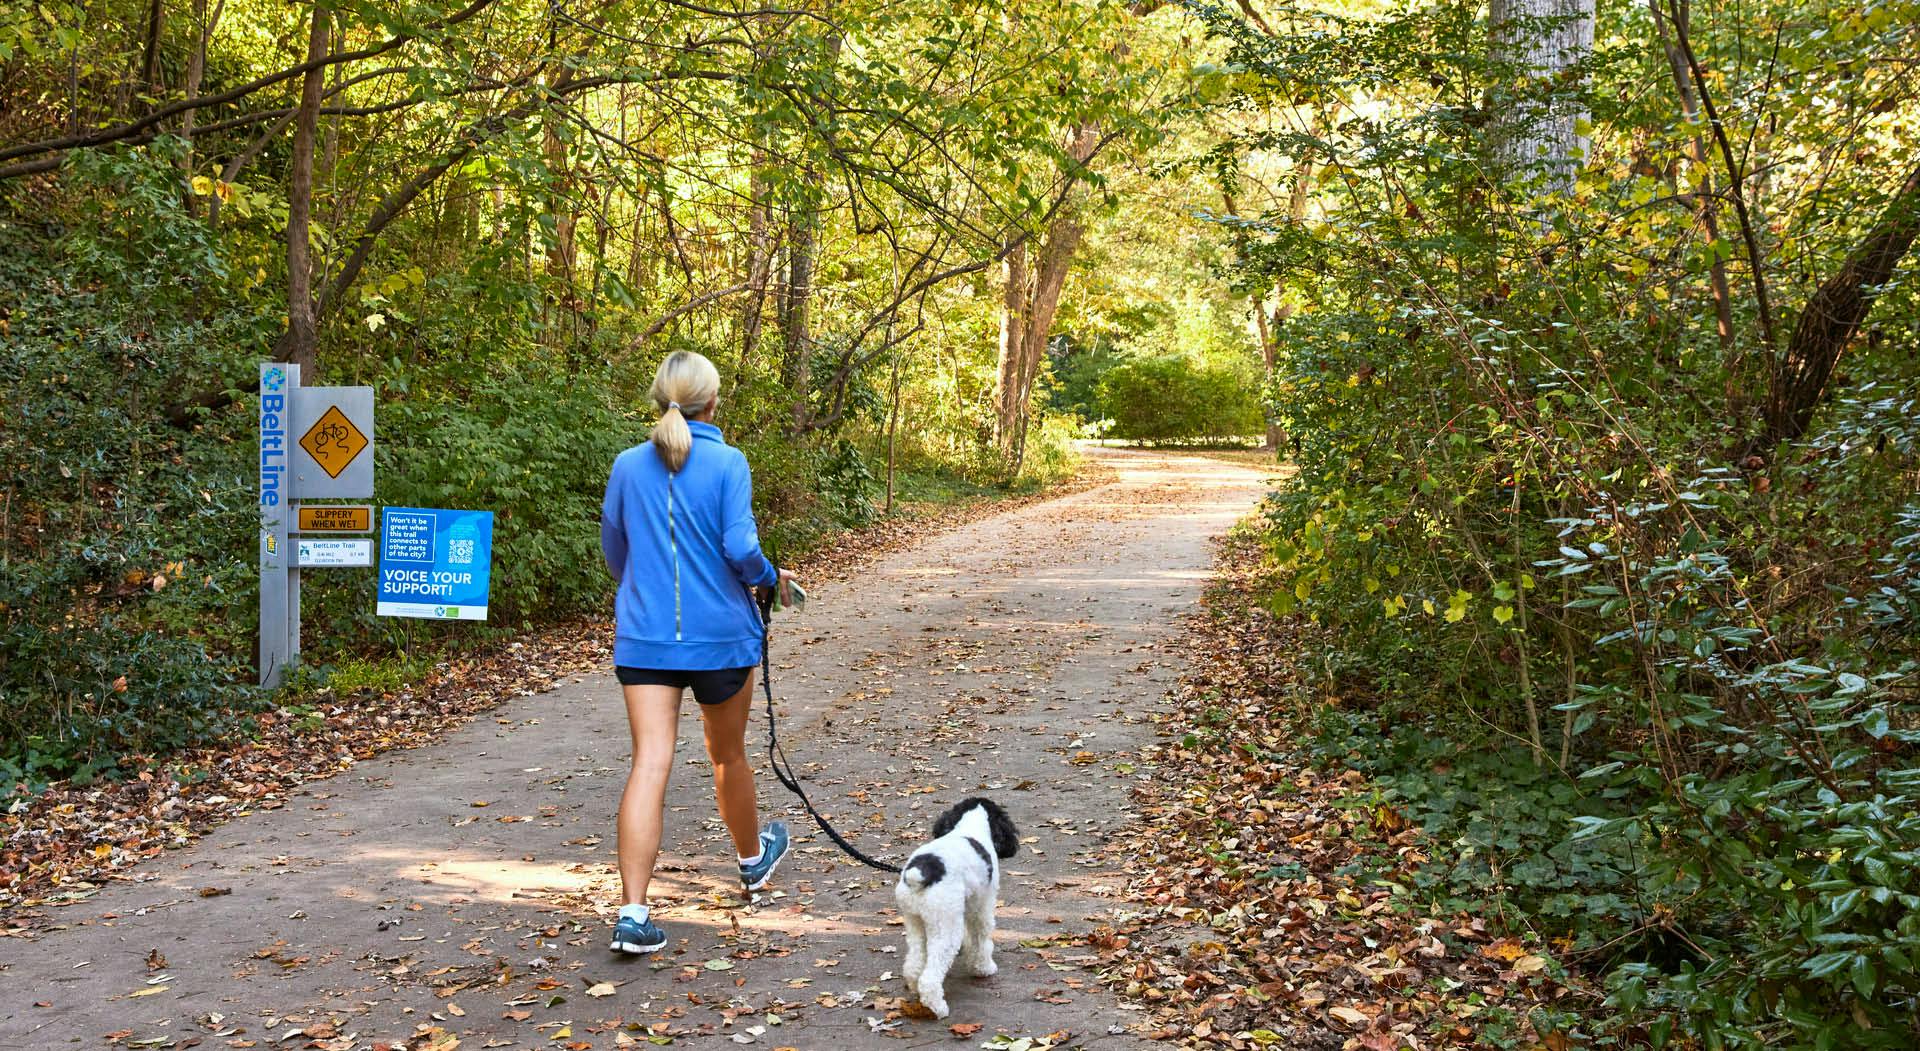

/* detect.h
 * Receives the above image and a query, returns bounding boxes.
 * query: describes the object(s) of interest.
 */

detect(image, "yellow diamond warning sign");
[299,405,368,479]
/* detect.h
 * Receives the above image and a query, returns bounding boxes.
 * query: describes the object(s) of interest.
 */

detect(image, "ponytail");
[648,350,721,473]
[653,402,693,472]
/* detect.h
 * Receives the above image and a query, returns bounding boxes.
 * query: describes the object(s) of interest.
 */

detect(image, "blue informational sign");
[376,507,494,620]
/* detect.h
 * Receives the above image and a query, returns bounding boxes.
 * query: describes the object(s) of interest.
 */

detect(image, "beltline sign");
[258,364,376,688]
[376,507,494,620]
[259,362,297,686]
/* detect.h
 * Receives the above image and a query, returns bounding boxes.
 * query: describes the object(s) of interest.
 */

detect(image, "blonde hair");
[648,350,721,472]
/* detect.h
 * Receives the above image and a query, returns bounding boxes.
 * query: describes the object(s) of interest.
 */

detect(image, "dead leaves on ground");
[1090,531,1584,1050]
[0,625,612,917]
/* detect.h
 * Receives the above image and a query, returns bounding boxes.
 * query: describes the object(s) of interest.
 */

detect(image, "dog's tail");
[898,853,944,891]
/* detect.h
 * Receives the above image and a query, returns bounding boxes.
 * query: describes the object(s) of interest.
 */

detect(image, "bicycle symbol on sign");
[313,421,349,450]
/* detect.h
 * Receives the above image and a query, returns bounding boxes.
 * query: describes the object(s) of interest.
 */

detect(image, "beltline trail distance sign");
[377,507,494,620]
[297,538,374,567]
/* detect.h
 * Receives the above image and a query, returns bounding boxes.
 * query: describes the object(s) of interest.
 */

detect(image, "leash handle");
[756,584,901,875]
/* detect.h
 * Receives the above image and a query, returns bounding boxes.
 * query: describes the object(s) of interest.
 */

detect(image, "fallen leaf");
[1328,1006,1370,1028]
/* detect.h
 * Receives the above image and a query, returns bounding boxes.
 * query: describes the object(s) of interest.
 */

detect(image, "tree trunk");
[1225,146,1313,452]
[1761,162,1920,447]
[321,11,341,196]
[178,0,223,213]
[1250,287,1282,449]
[994,238,1032,457]
[542,71,578,345]
[626,189,649,294]
[993,212,1082,475]
[280,6,329,371]
[740,155,774,373]
[993,126,1099,472]
[779,202,817,430]
[1649,0,1739,407]
[1489,0,1594,190]
[140,0,167,101]
[884,347,903,514]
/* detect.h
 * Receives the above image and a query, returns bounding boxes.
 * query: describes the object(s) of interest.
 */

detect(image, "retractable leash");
[755,586,902,874]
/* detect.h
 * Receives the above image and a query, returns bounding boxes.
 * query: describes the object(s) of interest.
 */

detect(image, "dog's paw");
[923,997,950,1019]
[968,958,997,978]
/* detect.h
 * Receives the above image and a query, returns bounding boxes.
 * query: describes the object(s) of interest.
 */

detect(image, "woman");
[599,350,797,954]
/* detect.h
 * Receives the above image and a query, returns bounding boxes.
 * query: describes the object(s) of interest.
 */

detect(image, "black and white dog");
[894,797,1019,1018]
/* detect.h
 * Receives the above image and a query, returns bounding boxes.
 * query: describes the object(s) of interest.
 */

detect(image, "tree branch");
[638,282,753,342]
[0,0,501,166]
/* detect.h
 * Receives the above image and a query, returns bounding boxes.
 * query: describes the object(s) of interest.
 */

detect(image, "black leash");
[756,589,901,874]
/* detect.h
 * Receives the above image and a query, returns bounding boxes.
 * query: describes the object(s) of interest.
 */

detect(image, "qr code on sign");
[448,538,475,565]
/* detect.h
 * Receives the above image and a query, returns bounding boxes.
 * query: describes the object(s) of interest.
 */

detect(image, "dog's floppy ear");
[978,798,1019,860]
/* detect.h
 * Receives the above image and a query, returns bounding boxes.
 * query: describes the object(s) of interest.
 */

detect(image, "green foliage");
[374,368,636,629]
[1192,0,1920,1044]
[1095,355,1264,443]
[0,165,276,782]
[1314,712,1643,941]
[817,438,880,527]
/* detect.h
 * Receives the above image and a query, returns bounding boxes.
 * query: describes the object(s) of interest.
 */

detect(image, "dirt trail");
[0,448,1271,1051]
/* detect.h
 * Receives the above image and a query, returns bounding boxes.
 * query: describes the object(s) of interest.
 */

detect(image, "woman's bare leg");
[618,684,683,906]
[698,672,762,858]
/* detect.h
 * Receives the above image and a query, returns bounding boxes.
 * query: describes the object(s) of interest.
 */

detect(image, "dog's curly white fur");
[893,797,1019,1019]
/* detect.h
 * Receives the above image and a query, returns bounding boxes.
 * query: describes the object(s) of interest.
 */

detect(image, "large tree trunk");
[280,6,330,371]
[993,210,1083,474]
[1489,0,1594,191]
[1761,162,1920,448]
[993,127,1098,472]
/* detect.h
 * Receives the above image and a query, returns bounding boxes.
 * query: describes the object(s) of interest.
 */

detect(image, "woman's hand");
[757,569,798,609]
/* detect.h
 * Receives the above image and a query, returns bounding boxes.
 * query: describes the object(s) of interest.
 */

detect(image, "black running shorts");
[615,665,754,706]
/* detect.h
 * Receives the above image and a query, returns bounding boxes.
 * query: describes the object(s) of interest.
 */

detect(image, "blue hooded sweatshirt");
[600,420,778,670]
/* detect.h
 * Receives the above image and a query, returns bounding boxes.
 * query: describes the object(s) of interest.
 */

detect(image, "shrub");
[1095,355,1263,443]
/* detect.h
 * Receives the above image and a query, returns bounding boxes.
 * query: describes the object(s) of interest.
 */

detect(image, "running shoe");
[609,912,667,954]
[739,820,791,892]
